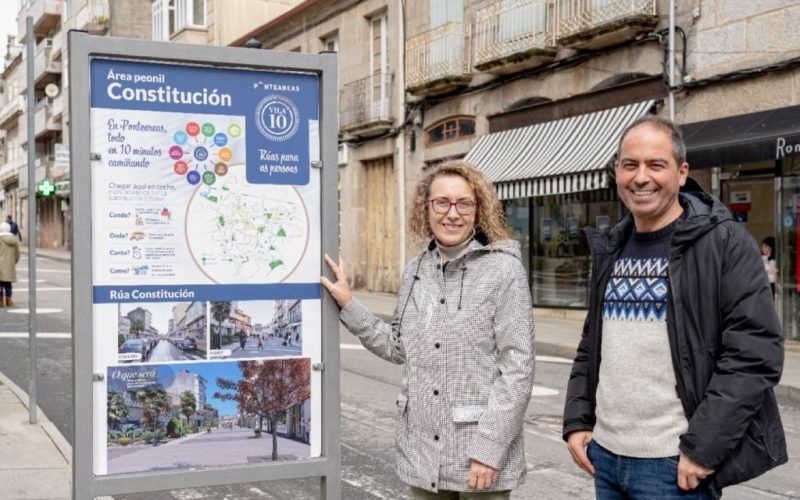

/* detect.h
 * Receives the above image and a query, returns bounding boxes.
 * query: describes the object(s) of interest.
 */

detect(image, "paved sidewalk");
[0,372,71,500]
[352,290,800,407]
[3,247,797,500]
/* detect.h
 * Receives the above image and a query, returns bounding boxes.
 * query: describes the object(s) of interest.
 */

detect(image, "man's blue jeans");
[587,440,720,499]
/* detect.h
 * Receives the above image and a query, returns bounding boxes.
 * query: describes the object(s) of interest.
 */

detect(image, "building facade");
[674,2,800,340]
[183,300,207,346]
[166,368,208,428]
[150,0,302,46]
[268,298,301,343]
[229,307,252,337]
[234,0,408,293]
[0,0,151,249]
[240,0,800,339]
[126,306,152,334]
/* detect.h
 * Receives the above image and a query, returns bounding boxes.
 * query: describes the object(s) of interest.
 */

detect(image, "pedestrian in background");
[762,236,777,297]
[0,221,20,307]
[563,116,786,499]
[5,215,21,242]
[322,161,535,499]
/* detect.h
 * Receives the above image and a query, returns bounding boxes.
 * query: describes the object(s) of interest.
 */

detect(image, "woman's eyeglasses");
[429,198,476,215]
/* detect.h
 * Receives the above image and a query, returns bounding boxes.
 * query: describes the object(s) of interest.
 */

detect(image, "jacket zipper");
[751,416,778,461]
[589,246,618,406]
[666,256,692,418]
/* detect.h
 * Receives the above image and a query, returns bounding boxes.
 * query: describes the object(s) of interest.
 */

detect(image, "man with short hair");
[563,115,787,498]
[6,215,21,242]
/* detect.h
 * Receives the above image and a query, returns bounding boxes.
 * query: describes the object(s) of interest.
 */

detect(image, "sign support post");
[26,15,38,425]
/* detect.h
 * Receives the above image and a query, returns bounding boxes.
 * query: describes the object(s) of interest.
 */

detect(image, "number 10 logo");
[255,94,300,142]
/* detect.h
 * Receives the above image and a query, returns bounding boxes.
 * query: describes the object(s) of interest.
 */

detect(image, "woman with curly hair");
[322,160,535,499]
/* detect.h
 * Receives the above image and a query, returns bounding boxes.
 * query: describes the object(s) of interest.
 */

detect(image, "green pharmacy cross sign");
[37,179,56,197]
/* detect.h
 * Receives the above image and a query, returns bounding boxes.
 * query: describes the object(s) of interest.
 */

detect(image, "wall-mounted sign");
[54,142,69,172]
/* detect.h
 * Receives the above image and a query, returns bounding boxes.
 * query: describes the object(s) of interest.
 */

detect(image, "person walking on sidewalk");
[6,215,21,242]
[322,161,535,499]
[563,116,787,499]
[761,236,777,298]
[0,221,20,307]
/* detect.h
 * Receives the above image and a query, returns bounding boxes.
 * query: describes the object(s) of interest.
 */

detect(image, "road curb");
[36,253,72,264]
[0,370,72,462]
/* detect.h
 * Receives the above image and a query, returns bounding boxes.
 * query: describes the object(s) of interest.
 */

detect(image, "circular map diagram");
[184,164,309,284]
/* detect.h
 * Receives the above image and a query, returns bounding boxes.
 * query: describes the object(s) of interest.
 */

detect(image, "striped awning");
[465,100,655,199]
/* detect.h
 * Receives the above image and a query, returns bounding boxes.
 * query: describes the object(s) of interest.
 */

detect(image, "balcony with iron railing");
[18,0,63,43]
[33,99,61,139]
[17,157,51,192]
[51,92,65,118]
[340,73,394,138]
[474,0,556,74]
[555,0,658,49]
[0,150,26,182]
[406,22,472,96]
[34,155,53,184]
[0,95,25,130]
[69,0,110,34]
[34,42,61,87]
[52,24,66,57]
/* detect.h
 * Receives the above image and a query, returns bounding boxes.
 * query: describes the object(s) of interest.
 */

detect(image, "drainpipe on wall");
[396,0,406,269]
[668,0,676,121]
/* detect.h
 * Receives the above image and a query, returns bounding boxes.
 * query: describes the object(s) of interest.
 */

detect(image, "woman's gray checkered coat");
[340,238,535,493]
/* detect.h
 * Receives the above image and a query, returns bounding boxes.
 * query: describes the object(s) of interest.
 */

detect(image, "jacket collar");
[426,228,490,254]
[584,191,732,255]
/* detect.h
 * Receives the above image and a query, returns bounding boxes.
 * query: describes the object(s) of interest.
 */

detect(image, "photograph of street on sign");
[208,300,303,360]
[106,358,311,474]
[117,302,207,363]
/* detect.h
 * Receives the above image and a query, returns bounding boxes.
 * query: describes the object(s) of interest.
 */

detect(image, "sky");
[0,1,21,61]
[238,300,276,325]
[191,361,245,416]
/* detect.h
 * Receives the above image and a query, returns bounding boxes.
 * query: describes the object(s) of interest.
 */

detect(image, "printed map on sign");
[185,166,309,283]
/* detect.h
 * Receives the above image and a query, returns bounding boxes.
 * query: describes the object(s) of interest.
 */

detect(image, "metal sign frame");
[69,31,340,498]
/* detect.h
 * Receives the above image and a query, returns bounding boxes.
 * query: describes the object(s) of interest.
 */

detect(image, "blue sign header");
[90,58,319,185]
[93,283,321,303]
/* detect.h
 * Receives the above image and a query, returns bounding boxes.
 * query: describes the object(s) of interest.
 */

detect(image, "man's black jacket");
[562,191,787,489]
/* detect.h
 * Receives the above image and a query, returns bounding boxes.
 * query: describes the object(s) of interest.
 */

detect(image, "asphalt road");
[1,255,799,499]
[146,339,204,362]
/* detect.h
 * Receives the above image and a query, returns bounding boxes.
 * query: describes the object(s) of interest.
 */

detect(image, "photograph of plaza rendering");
[105,358,311,475]
[208,300,303,359]
[117,302,208,363]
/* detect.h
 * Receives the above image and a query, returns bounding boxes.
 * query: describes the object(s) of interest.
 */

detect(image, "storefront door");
[720,176,774,246]
[778,155,800,341]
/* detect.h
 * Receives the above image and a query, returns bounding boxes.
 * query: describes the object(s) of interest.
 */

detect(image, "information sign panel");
[70,32,340,498]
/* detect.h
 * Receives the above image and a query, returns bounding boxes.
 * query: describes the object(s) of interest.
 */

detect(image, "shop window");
[504,188,621,308]
[426,117,475,147]
[504,199,531,279]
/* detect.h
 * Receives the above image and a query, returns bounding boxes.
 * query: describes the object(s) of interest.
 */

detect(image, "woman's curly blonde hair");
[408,160,509,244]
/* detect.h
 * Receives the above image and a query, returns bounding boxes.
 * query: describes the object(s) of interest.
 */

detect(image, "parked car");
[119,339,148,361]
[180,337,197,351]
